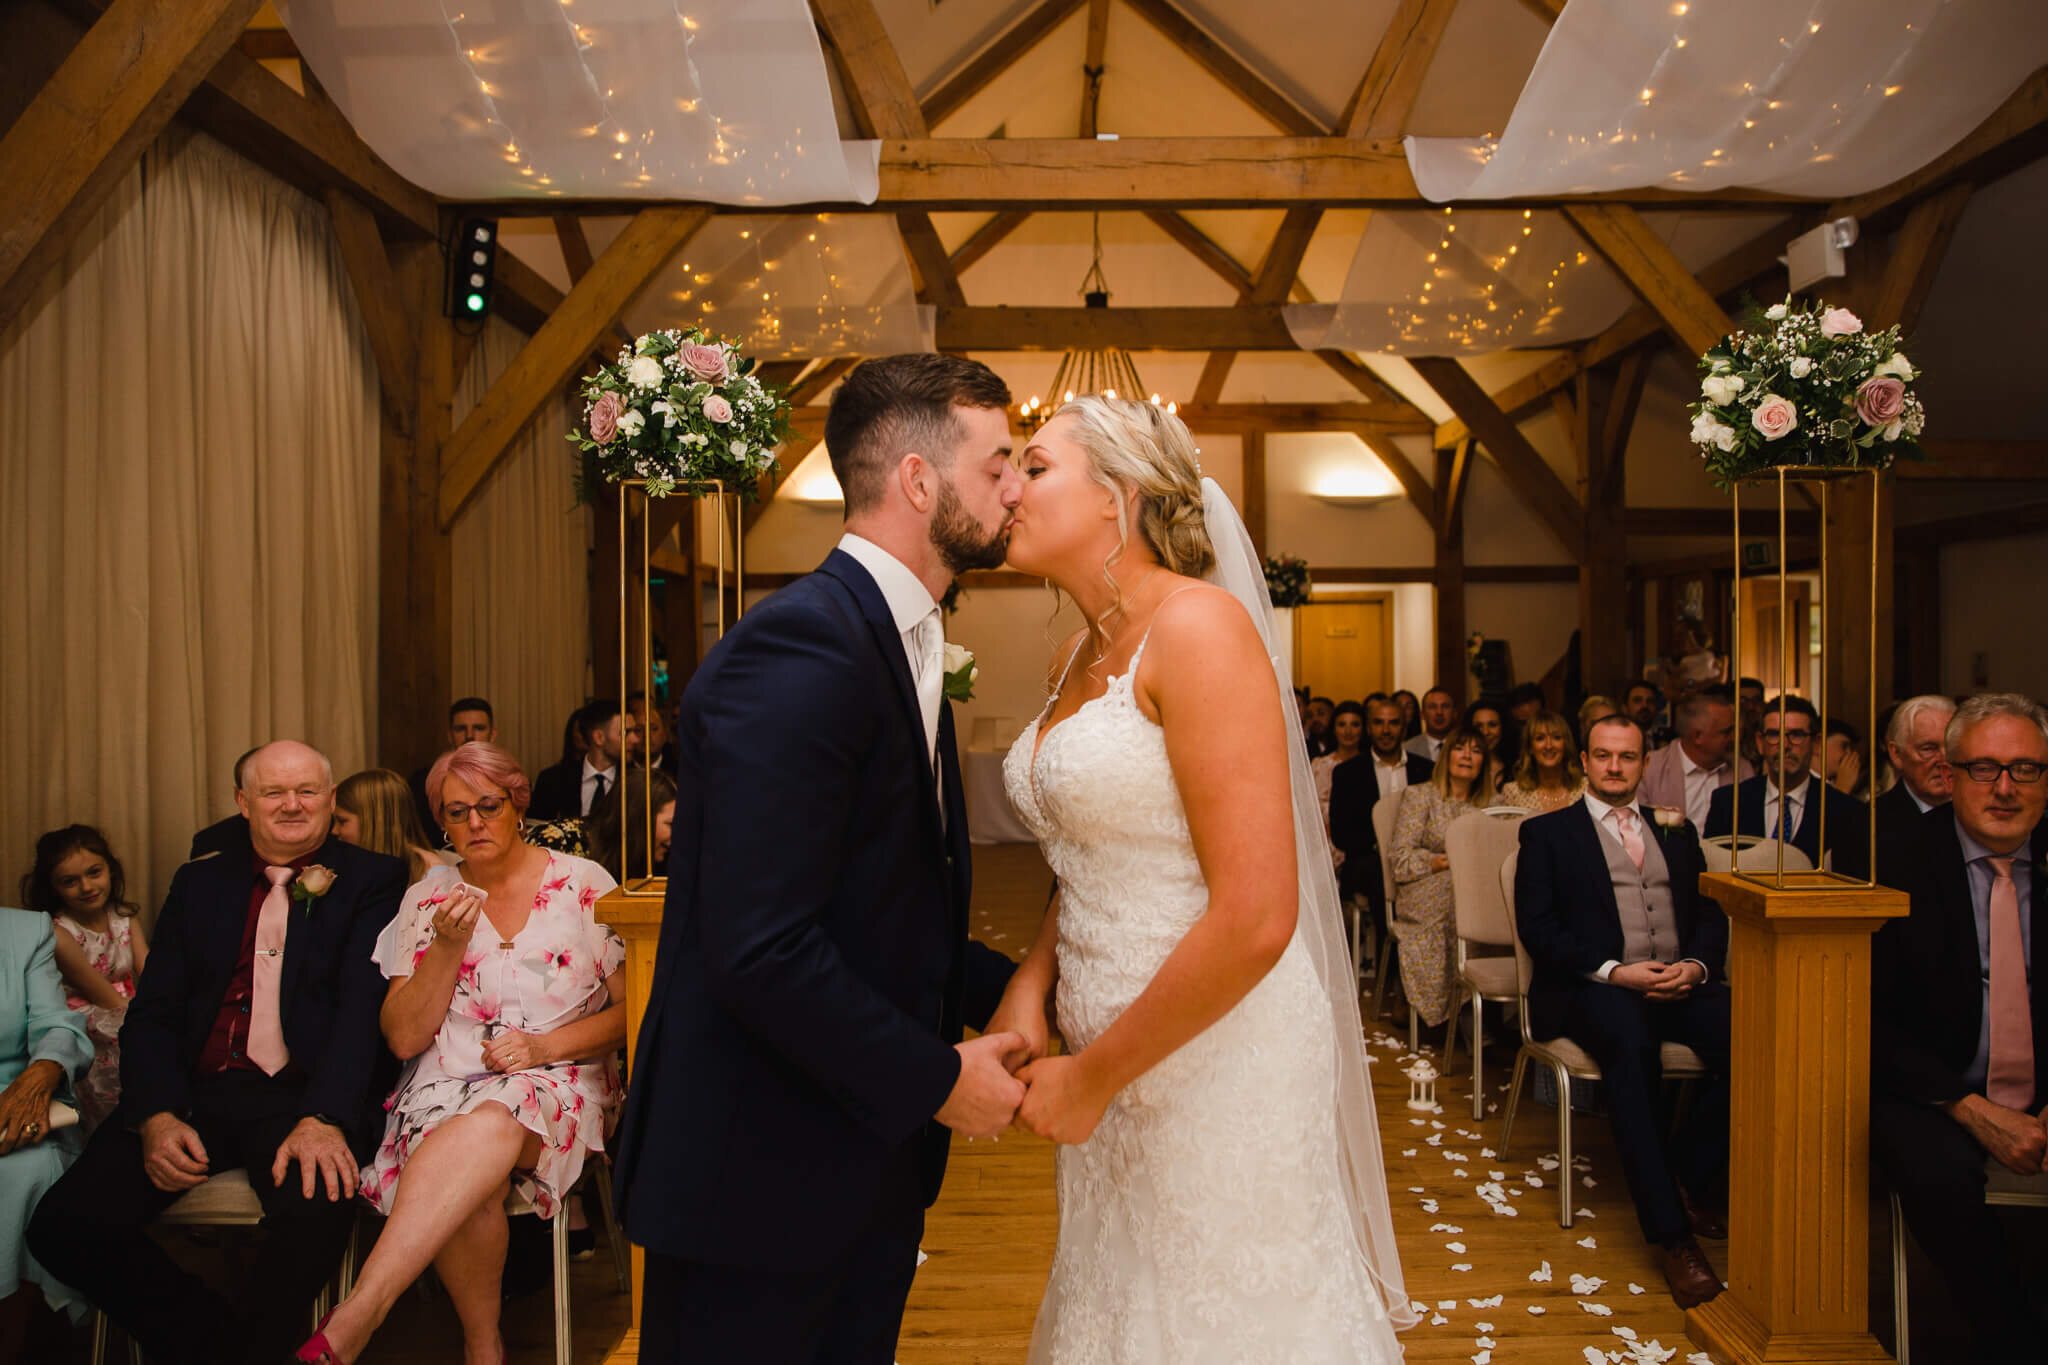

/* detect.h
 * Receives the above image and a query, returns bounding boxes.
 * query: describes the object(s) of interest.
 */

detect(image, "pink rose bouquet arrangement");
[568,327,791,501]
[1687,296,1925,487]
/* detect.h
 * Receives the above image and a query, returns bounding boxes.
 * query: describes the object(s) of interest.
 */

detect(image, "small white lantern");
[1405,1058,1439,1112]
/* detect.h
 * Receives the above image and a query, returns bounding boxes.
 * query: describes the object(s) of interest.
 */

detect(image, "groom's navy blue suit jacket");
[613,549,1016,1272]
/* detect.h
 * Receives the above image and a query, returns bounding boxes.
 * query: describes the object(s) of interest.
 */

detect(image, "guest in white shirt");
[1639,687,1750,831]
[1405,687,1457,763]
[528,700,623,822]
[1704,694,1870,878]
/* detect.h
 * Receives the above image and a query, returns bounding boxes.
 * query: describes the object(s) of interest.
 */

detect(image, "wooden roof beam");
[1079,0,1111,137]
[920,0,1088,130]
[437,207,712,530]
[1410,355,1586,559]
[785,401,1435,435]
[1563,203,1735,358]
[949,209,1031,275]
[1121,0,1328,136]
[1195,206,1322,403]
[1866,180,1973,332]
[0,0,264,332]
[1341,0,1461,139]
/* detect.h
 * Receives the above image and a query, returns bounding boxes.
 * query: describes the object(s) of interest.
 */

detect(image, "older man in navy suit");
[1514,714,1731,1309]
[613,355,1025,1365]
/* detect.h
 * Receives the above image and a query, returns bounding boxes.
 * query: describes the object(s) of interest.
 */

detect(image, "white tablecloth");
[961,748,1034,845]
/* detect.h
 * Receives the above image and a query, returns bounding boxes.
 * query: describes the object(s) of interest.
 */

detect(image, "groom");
[613,353,1028,1362]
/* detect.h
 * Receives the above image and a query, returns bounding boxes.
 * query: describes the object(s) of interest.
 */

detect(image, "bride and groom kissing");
[612,353,1412,1363]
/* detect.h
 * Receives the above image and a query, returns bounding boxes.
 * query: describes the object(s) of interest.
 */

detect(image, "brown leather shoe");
[1659,1238,1724,1309]
[1680,1185,1728,1240]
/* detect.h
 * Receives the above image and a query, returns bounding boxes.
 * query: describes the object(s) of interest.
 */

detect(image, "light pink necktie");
[1986,856,2034,1111]
[1614,808,1646,872]
[248,866,293,1076]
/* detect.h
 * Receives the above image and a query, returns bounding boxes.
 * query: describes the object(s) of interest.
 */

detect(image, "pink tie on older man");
[1986,856,2035,1112]
[248,865,294,1076]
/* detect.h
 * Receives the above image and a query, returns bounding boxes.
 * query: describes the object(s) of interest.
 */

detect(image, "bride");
[989,396,1415,1362]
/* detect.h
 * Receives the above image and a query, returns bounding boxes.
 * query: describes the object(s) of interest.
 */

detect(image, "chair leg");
[340,1212,361,1299]
[1369,937,1397,1022]
[1890,1189,1910,1365]
[1443,987,1463,1071]
[554,1211,573,1365]
[1350,901,1363,987]
[1469,999,1486,1121]
[591,1157,631,1294]
[1556,1064,1576,1230]
[1498,1050,1528,1157]
[90,1311,108,1365]
[1408,1007,1419,1056]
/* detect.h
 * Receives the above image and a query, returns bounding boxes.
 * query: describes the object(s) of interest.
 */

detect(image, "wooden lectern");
[598,884,665,1365]
[1685,870,1908,1365]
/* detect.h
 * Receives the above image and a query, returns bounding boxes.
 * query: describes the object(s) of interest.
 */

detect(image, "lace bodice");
[1002,638,1399,1363]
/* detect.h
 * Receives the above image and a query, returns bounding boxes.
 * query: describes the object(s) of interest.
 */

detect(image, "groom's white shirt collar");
[837,533,937,636]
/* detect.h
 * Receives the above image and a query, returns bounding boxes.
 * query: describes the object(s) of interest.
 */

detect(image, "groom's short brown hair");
[825,354,1011,516]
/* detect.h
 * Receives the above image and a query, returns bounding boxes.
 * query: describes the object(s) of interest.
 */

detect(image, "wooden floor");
[50,842,1981,1363]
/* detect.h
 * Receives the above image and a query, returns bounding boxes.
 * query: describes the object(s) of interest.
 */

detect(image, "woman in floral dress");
[17,825,147,1132]
[297,743,625,1365]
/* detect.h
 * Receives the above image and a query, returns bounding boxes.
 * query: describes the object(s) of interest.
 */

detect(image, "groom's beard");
[930,477,1011,574]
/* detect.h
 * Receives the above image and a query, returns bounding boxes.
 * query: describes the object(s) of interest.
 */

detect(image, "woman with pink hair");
[295,742,625,1365]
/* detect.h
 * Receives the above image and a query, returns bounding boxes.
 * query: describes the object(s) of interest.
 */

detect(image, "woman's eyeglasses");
[443,796,511,824]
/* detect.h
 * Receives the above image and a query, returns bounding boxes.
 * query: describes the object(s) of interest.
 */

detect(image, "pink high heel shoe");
[293,1310,345,1364]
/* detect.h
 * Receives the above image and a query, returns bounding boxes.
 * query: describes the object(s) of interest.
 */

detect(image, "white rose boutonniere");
[941,642,977,703]
[1649,807,1686,832]
[291,865,337,908]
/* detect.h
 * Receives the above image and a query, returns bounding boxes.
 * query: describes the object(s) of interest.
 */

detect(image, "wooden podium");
[597,883,666,1365]
[1685,871,1908,1365]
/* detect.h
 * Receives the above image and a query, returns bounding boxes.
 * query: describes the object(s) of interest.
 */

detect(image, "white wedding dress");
[1003,629,1406,1364]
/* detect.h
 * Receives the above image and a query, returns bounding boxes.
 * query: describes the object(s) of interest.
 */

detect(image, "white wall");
[1941,530,2048,699]
[1467,581,1580,689]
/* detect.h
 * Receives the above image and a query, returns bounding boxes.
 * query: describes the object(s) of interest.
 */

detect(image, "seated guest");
[1304,695,1337,758]
[189,746,262,860]
[587,767,680,884]
[1312,702,1367,829]
[628,691,679,773]
[1406,687,1457,764]
[1626,681,1673,750]
[18,826,148,1132]
[28,741,404,1365]
[0,908,96,1355]
[335,768,445,884]
[410,698,496,831]
[1391,689,1421,741]
[1499,710,1587,814]
[1513,715,1730,1308]
[1875,694,1958,885]
[1705,695,1870,878]
[529,699,622,821]
[1463,701,1511,789]
[1328,699,1434,945]
[1388,729,1494,1031]
[1870,693,2048,1355]
[1577,694,1621,744]
[1736,676,1767,768]
[1639,687,1750,833]
[1823,716,1869,800]
[298,742,625,1365]
[1506,682,1547,725]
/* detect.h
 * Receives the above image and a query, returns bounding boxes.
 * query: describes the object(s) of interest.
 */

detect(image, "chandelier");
[1019,214,1176,430]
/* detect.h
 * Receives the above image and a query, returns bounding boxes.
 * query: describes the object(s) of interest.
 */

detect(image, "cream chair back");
[1448,810,1526,948]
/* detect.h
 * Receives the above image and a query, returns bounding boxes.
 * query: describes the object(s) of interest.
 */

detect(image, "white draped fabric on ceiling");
[0,129,380,916]
[449,320,592,784]
[274,0,880,205]
[1405,0,2048,203]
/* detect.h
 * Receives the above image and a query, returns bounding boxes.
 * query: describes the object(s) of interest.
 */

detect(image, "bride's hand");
[1015,1055,1112,1145]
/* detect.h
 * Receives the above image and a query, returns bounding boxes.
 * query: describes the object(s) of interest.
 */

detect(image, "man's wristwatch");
[304,1112,345,1131]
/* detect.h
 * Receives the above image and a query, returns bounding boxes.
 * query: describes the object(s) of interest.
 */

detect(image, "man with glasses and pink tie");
[28,740,403,1365]
[1872,693,2048,1356]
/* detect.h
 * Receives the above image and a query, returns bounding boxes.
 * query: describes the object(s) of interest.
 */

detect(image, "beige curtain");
[448,320,591,782]
[0,128,380,914]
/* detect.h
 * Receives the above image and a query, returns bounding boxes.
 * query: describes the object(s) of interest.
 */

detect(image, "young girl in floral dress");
[18,825,148,1131]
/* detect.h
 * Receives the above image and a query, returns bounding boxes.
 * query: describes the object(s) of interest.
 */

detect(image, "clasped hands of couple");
[935,1000,1106,1148]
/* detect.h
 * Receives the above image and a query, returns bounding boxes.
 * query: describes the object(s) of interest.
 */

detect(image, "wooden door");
[1748,582,1813,697]
[1293,596,1393,699]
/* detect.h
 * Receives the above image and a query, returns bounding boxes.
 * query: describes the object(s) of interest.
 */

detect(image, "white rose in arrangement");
[1882,418,1903,442]
[651,400,676,427]
[1689,412,1722,445]
[1713,423,1739,453]
[1700,374,1744,405]
[615,409,646,438]
[626,356,666,390]
[1875,352,1915,381]
[729,439,748,457]
[1765,303,1789,321]
[1788,356,1814,379]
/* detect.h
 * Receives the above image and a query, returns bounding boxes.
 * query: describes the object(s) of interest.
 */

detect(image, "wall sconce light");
[1311,466,1399,508]
[784,446,843,507]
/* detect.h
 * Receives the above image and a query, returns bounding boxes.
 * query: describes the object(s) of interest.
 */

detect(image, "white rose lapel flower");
[291,865,337,912]
[941,641,978,703]
[1648,807,1687,835]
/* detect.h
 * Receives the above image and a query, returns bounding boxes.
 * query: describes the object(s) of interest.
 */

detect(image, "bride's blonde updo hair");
[1054,394,1216,580]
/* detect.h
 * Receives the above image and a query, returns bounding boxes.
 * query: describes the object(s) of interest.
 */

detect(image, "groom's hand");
[937,1032,1027,1139]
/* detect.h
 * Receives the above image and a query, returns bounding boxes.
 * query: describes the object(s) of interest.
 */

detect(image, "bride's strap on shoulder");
[1048,627,1090,695]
